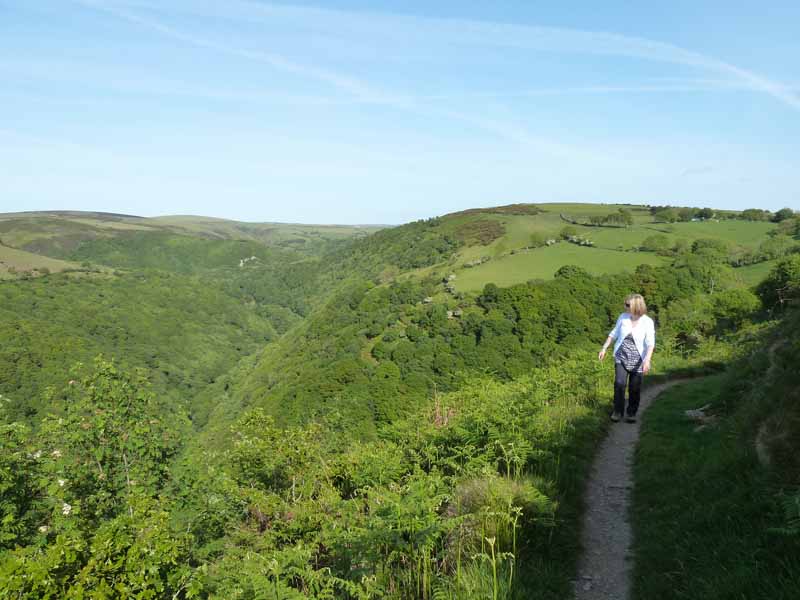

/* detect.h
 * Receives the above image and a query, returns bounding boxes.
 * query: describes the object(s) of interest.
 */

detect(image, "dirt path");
[573,380,685,600]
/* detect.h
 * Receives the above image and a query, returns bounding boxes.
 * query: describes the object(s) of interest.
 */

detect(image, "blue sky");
[1,0,798,223]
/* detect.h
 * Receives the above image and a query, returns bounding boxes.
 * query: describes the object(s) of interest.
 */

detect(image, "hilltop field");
[396,203,779,291]
[0,202,798,599]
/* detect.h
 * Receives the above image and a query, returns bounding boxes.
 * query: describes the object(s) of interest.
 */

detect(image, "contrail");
[76,0,800,110]
[73,0,383,100]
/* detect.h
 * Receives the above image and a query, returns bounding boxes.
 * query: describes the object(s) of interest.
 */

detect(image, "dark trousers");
[614,362,643,416]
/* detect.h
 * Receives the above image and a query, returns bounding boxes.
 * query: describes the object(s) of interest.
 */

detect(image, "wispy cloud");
[64,0,799,159]
[73,0,384,101]
[681,165,715,177]
[78,0,800,112]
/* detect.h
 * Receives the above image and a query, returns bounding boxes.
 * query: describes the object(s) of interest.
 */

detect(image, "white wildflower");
[38,525,49,534]
[51,449,62,458]
[33,450,42,459]
[58,479,66,487]
[62,502,72,516]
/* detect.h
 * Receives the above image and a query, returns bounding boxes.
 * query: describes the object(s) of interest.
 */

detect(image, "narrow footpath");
[573,380,685,600]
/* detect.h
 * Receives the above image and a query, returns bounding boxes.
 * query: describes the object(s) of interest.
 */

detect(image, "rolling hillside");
[0,202,798,599]
[0,211,383,266]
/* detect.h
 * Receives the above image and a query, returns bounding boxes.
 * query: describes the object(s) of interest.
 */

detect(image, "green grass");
[453,243,667,291]
[425,205,776,292]
[735,259,780,287]
[664,219,776,245]
[0,245,81,278]
[537,202,653,223]
[632,376,800,600]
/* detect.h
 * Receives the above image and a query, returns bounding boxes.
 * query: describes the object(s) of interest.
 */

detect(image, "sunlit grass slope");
[404,203,777,292]
[454,244,668,291]
[632,376,800,599]
[736,258,781,287]
[0,245,81,279]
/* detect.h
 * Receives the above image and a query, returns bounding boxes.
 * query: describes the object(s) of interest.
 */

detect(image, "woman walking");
[598,294,655,423]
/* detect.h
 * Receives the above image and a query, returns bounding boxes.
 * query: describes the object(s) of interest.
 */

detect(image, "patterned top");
[615,333,643,373]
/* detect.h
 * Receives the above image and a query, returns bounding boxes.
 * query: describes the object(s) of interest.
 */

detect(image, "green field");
[735,259,780,287]
[0,245,80,278]
[428,204,781,292]
[453,243,667,291]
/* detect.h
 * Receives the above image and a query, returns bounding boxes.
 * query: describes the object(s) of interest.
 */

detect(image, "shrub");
[559,225,578,240]
[640,234,671,254]
[772,208,795,223]
[529,232,548,248]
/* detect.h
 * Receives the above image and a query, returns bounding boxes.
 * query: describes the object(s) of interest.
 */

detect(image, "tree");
[618,208,634,226]
[774,217,800,238]
[711,289,760,328]
[589,215,606,225]
[654,208,679,223]
[759,235,796,260]
[0,418,41,550]
[697,207,715,220]
[640,234,671,254]
[529,232,548,248]
[741,208,771,221]
[1,359,196,599]
[39,358,184,521]
[678,207,697,222]
[692,238,730,258]
[757,255,800,309]
[672,238,691,255]
[773,208,795,222]
[559,225,578,239]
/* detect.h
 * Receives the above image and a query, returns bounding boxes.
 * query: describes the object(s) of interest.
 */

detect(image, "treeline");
[560,208,634,227]
[637,233,800,267]
[650,205,797,224]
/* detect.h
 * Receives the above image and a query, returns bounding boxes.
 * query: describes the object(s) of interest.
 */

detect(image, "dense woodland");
[0,205,798,598]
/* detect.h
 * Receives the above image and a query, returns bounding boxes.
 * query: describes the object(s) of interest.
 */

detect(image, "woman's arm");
[642,320,656,373]
[599,315,621,361]
[598,336,614,361]
[597,315,622,360]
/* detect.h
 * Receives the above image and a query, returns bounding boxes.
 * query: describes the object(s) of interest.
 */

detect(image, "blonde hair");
[625,293,647,317]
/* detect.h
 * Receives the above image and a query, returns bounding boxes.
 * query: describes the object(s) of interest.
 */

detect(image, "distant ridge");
[0,210,145,220]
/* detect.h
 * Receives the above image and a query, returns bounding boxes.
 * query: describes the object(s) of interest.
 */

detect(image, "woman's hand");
[643,359,651,374]
[598,348,607,361]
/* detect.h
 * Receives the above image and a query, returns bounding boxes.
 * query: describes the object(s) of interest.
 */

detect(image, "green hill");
[0,203,798,599]
[0,210,383,262]
[0,244,82,279]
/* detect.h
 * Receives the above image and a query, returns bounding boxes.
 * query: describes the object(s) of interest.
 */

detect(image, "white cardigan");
[608,313,655,358]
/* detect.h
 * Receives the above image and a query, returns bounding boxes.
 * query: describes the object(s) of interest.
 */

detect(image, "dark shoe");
[624,415,637,423]
[610,412,622,422]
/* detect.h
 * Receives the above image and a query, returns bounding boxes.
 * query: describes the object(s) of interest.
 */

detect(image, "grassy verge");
[513,396,611,599]
[631,376,800,599]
